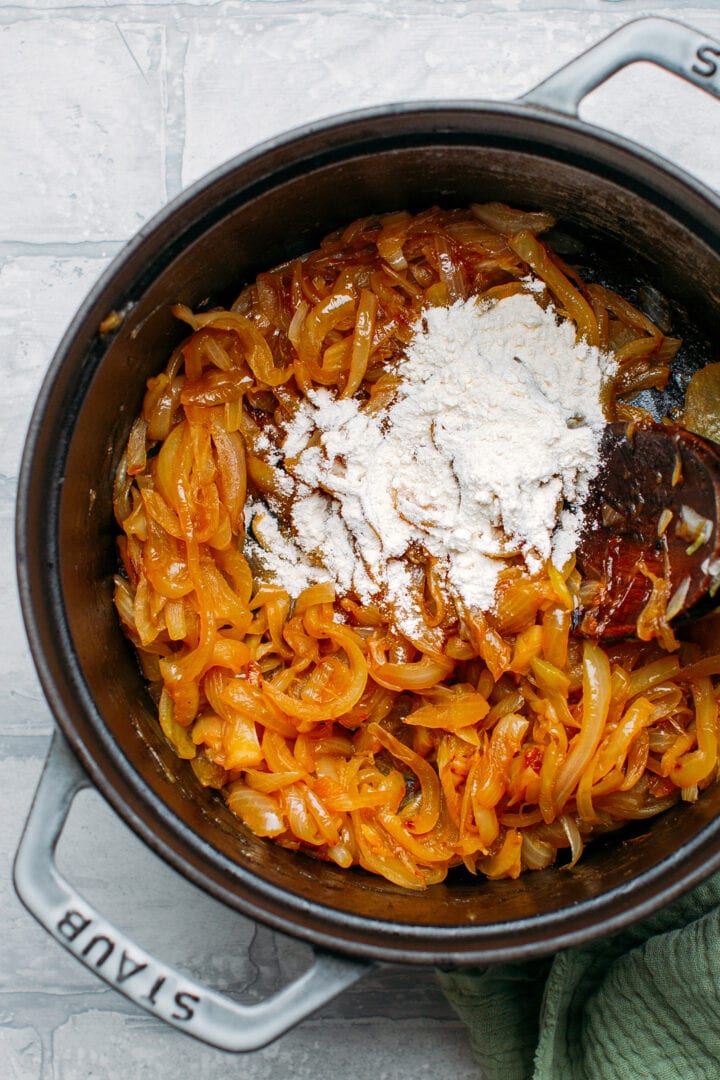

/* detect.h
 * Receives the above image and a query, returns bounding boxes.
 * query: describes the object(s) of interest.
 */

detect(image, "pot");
[13,16,720,1052]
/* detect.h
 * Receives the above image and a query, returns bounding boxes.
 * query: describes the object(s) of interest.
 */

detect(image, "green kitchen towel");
[438,873,720,1080]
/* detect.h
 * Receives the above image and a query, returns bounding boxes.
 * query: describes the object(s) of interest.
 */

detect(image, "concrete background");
[2,1,719,1077]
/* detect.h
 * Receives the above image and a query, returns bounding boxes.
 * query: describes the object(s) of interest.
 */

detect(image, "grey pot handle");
[522,16,720,115]
[13,732,371,1052]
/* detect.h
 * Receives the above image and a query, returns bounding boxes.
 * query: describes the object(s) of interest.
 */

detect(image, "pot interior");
[27,107,720,962]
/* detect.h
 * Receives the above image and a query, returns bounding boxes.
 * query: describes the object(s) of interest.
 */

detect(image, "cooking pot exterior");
[16,37,720,968]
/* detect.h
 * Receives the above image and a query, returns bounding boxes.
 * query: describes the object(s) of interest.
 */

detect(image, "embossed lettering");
[171,990,200,1022]
[82,934,115,968]
[57,909,91,943]
[692,44,720,80]
[116,949,148,984]
[143,975,167,1006]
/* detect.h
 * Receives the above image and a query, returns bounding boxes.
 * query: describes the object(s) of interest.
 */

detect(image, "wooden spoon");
[576,421,720,639]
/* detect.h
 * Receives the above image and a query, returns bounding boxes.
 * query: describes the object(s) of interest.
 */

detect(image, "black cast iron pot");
[13,16,720,1051]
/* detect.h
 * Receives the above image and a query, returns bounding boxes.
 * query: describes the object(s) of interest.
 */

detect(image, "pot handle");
[13,731,372,1051]
[521,16,720,115]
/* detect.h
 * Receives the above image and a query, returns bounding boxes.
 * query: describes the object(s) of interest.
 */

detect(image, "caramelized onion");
[114,204,708,890]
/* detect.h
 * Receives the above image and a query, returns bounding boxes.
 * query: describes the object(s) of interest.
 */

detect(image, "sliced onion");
[509,230,598,346]
[368,723,441,835]
[553,643,611,812]
[559,814,583,869]
[521,831,556,870]
[471,202,555,236]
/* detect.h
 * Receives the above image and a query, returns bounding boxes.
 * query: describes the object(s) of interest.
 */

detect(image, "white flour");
[245,290,613,628]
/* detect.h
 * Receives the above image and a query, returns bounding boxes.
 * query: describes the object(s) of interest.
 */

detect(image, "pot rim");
[17,97,720,965]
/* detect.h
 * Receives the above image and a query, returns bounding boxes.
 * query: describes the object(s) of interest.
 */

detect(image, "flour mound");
[246,290,614,623]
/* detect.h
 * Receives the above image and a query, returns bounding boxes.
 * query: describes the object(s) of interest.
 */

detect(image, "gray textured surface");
[2,1,719,1077]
